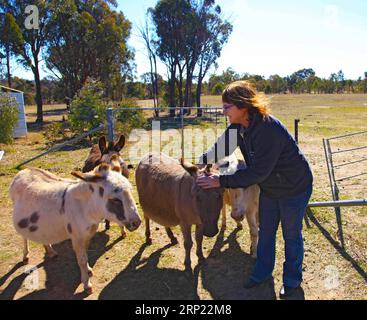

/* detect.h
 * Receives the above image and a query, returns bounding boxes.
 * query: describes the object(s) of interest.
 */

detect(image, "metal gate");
[310,130,367,248]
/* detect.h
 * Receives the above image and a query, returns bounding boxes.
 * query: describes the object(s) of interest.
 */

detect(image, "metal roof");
[0,85,24,93]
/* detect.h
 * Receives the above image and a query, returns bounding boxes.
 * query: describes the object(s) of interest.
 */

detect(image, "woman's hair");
[222,80,270,118]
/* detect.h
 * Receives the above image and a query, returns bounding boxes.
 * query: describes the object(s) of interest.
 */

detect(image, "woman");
[196,80,313,299]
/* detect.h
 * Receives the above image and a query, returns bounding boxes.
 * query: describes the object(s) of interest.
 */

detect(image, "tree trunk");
[184,69,193,115]
[169,65,176,117]
[148,51,157,117]
[6,49,11,88]
[177,64,184,112]
[33,60,43,124]
[153,56,159,113]
[196,78,203,117]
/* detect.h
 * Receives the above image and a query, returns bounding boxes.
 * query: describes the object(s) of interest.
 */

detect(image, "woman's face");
[222,103,247,124]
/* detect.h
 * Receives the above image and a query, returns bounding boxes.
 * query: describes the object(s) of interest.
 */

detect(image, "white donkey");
[9,164,141,294]
[216,152,260,258]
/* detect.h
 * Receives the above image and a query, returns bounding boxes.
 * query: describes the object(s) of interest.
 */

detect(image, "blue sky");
[12,0,367,81]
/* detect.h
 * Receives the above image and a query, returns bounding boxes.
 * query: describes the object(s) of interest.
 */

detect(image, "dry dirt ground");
[0,94,366,300]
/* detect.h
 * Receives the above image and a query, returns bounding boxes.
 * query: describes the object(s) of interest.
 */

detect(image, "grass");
[0,94,366,300]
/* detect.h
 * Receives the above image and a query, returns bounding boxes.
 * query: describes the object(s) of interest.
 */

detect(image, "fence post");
[294,119,300,143]
[181,106,184,161]
[326,139,345,249]
[107,108,114,142]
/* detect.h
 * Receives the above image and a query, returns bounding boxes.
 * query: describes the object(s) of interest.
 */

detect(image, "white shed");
[0,85,28,138]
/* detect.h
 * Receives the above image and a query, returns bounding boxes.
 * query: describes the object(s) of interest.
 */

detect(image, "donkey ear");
[180,158,198,177]
[114,135,125,152]
[71,171,105,183]
[98,136,108,154]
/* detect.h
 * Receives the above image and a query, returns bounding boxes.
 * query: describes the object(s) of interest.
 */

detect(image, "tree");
[336,70,346,93]
[141,72,164,100]
[150,0,189,116]
[138,15,160,116]
[0,53,4,79]
[310,77,322,94]
[0,13,23,88]
[346,79,353,93]
[195,0,232,116]
[149,0,232,117]
[0,0,53,123]
[211,82,224,95]
[208,68,239,94]
[46,0,134,103]
[269,74,286,93]
[287,68,315,93]
[68,78,106,136]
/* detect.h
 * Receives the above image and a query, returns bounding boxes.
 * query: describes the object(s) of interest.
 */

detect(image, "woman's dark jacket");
[200,113,313,199]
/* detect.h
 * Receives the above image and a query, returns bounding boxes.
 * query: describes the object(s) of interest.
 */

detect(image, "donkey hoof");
[198,256,206,264]
[22,257,29,264]
[84,285,93,295]
[184,263,192,273]
[171,238,178,245]
[146,238,152,246]
[184,267,193,277]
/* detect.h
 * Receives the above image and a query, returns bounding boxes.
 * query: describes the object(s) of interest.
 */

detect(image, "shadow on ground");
[0,231,122,300]
[200,228,277,300]
[99,228,279,300]
[307,208,367,284]
[99,243,200,300]
[1,227,310,300]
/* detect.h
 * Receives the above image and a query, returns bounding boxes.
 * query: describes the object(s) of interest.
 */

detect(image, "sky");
[11,0,367,81]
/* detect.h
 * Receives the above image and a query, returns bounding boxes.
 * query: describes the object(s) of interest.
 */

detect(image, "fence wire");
[111,106,227,164]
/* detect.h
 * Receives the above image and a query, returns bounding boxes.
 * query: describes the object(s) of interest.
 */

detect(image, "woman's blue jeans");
[250,184,313,288]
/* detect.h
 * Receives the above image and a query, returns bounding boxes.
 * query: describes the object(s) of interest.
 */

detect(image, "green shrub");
[68,79,107,136]
[115,99,149,135]
[43,122,70,145]
[0,93,19,144]
[69,80,148,139]
[211,83,225,95]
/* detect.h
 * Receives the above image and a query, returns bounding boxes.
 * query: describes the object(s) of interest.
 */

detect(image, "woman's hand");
[196,173,221,189]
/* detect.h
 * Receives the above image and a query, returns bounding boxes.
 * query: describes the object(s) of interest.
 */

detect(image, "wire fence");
[109,106,228,165]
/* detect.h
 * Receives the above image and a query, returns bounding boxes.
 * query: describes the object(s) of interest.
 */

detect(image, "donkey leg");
[120,226,126,239]
[72,238,92,294]
[221,204,227,231]
[246,209,259,258]
[23,238,29,263]
[180,224,193,272]
[105,219,110,230]
[145,217,152,245]
[195,224,205,263]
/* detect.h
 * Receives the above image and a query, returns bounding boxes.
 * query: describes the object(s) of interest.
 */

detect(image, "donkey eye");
[114,188,121,193]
